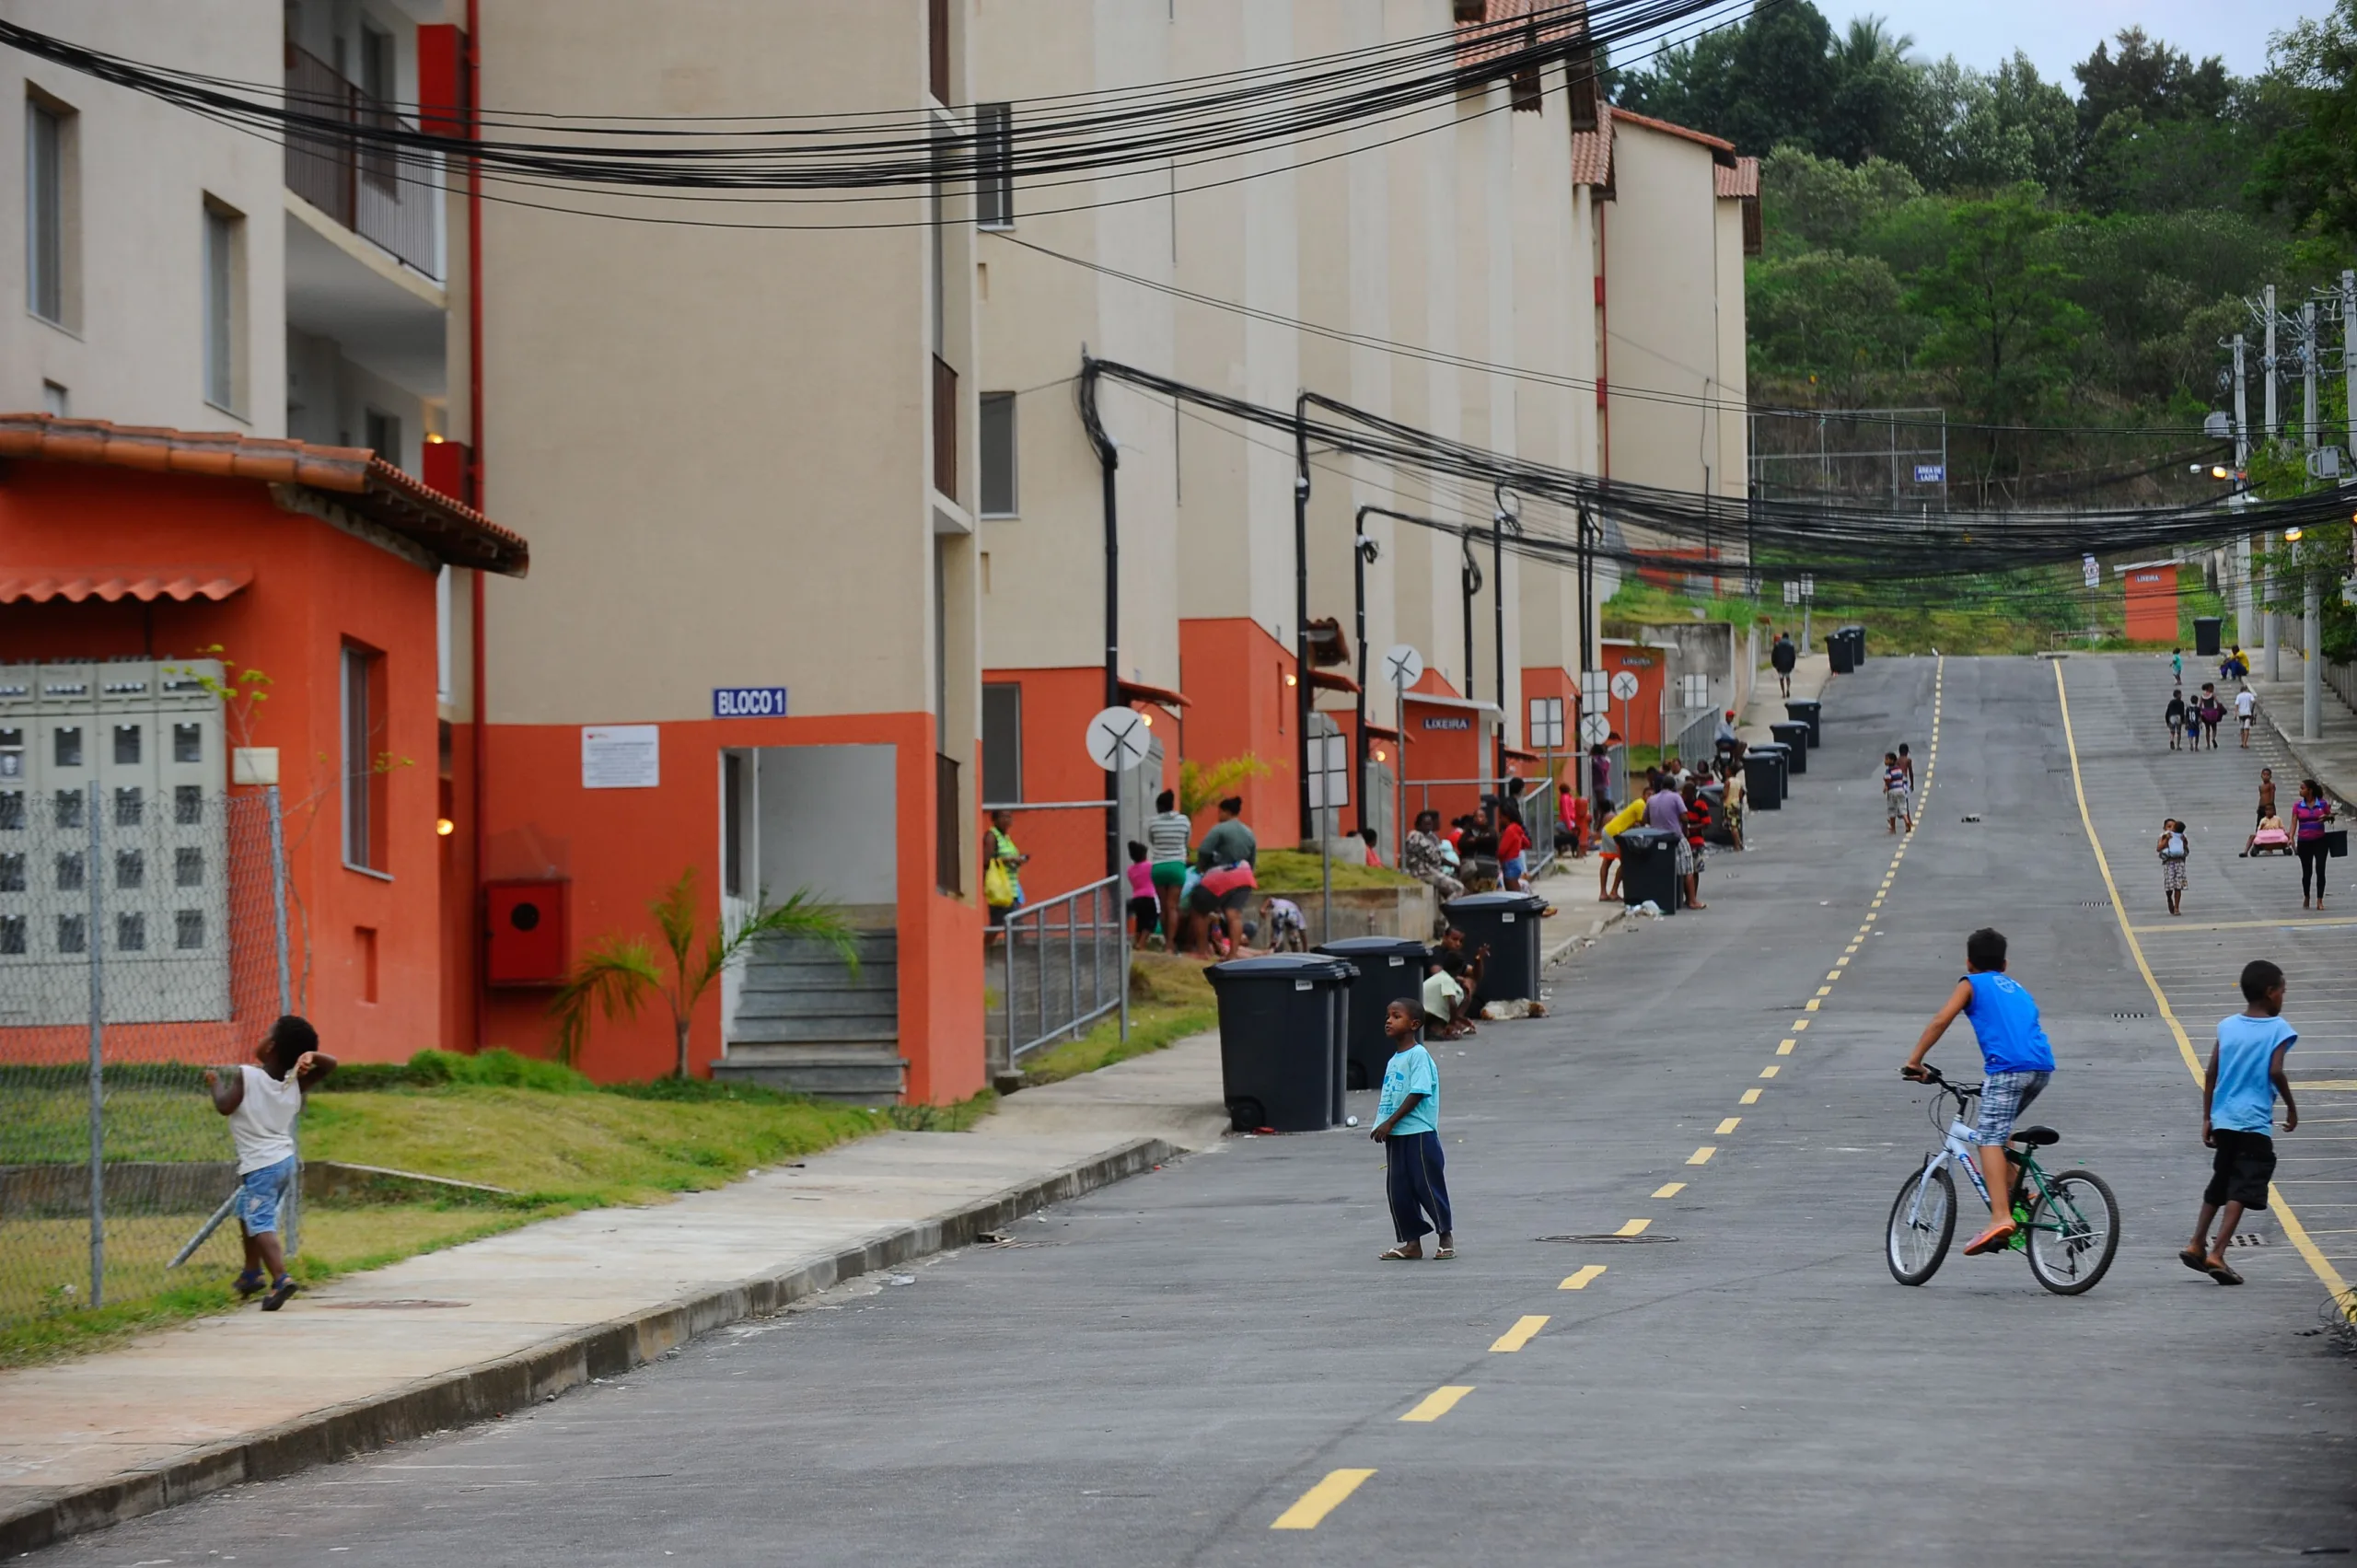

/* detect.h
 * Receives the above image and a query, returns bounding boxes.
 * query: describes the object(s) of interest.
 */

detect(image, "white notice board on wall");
[582,725,660,789]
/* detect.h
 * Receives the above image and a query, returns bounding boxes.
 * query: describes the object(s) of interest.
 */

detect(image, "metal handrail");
[998,871,1128,1063]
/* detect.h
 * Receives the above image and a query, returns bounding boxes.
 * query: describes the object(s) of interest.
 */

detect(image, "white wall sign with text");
[582,725,661,789]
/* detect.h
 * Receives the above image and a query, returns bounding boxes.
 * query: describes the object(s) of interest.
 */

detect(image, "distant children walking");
[2157,818,2189,916]
[1373,998,1454,1260]
[2165,689,2186,751]
[2183,959,2299,1286]
[1882,751,1912,834]
[205,1016,336,1311]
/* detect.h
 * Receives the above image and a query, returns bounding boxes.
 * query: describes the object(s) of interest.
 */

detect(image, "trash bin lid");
[1785,699,1821,712]
[1615,825,1678,847]
[1316,935,1430,961]
[1206,954,1358,987]
[1749,740,1790,755]
[1442,890,1549,914]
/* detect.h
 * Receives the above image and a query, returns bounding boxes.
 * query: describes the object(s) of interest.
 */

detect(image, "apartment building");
[976,0,1757,896]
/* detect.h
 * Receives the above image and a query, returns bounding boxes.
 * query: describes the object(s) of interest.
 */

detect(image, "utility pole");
[2233,334,2254,655]
[1293,395,1311,850]
[1491,486,1516,791]
[2304,300,2320,452]
[2344,269,2357,468]
[2264,285,2281,441]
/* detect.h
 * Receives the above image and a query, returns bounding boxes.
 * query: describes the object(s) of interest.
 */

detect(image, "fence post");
[264,786,298,1253]
[85,779,105,1310]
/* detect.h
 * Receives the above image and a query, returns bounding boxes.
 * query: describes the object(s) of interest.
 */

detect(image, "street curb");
[1543,903,1628,969]
[0,1136,1180,1557]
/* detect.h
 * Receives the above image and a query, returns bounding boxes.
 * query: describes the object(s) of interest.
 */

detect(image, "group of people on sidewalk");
[1591,758,1741,910]
[2167,766,2340,914]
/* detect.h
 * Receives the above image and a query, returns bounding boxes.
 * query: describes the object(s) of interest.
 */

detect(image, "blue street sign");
[713,686,788,718]
[1913,464,1945,483]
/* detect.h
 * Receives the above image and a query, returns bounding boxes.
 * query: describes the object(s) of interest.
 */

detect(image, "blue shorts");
[1973,1071,2049,1146]
[1501,854,1527,881]
[238,1155,297,1236]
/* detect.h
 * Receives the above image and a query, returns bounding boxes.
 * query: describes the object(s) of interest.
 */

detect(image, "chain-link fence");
[0,784,291,1332]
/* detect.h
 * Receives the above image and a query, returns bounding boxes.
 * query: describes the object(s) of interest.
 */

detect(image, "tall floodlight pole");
[2264,285,2281,441]
[2233,334,2253,651]
[1293,394,1312,848]
[2304,300,2320,452]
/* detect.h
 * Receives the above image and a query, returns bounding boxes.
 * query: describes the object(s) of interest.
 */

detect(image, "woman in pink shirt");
[2293,780,2334,910]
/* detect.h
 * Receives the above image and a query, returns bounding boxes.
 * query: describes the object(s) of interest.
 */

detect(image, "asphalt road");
[34,656,2357,1567]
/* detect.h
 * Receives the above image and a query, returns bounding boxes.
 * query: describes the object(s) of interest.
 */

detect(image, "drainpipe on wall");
[464,0,489,1051]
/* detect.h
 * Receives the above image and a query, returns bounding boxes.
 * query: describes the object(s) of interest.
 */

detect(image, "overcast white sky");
[1826,0,2320,83]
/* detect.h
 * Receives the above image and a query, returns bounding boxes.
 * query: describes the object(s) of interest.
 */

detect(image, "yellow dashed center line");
[1399,1386,1475,1423]
[1739,1088,1761,1105]
[1652,1181,1686,1199]
[1715,1117,1741,1134]
[1760,1063,1781,1078]
[1776,1040,1795,1055]
[1560,1263,1608,1290]
[1791,1019,1809,1031]
[1686,1146,1716,1166]
[1805,999,1822,1011]
[1271,1469,1376,1529]
[1489,1315,1549,1353]
[1615,1217,1652,1237]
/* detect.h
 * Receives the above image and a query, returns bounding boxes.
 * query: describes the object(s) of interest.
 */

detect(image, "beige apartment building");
[974,1,1757,896]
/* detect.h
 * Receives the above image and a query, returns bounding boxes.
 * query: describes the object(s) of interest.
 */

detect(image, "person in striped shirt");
[1145,789,1193,950]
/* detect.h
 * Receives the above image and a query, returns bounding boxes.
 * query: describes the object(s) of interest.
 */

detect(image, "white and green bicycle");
[1887,1065,2120,1294]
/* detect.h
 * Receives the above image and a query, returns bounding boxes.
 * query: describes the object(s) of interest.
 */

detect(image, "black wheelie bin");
[1615,825,1683,913]
[1205,954,1356,1132]
[1317,935,1429,1092]
[1440,890,1548,1010]
[1784,698,1821,747]
[1770,720,1812,772]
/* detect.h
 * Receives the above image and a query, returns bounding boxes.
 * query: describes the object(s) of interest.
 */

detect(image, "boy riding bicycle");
[1901,927,2056,1258]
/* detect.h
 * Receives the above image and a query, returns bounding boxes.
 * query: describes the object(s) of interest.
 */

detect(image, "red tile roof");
[1571,109,1613,188]
[1456,0,1585,71]
[1608,105,1736,155]
[1120,677,1190,710]
[1714,157,1759,199]
[0,415,528,576]
[0,566,254,605]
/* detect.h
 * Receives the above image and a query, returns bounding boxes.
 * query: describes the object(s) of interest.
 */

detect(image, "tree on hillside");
[1906,186,2091,483]
[2252,0,2357,244]
[2072,27,2234,144]
[1940,53,2078,193]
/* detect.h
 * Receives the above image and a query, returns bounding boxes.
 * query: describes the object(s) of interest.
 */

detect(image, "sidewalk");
[2246,666,2357,805]
[0,1053,1228,1555]
[1739,649,1831,742]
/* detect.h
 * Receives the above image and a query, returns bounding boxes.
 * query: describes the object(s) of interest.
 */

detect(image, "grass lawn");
[1252,848,1417,890]
[0,1063,917,1366]
[1017,951,1217,1086]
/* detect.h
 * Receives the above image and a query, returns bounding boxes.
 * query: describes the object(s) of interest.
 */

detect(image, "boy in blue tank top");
[1902,927,2056,1257]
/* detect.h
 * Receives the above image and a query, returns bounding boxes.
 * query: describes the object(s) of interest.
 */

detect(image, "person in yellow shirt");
[1595,785,1650,903]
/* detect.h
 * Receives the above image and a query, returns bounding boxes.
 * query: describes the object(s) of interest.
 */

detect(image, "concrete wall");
[1,4,286,433]
[757,744,898,908]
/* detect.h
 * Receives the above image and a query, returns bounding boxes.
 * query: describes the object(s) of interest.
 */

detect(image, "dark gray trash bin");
[1842,625,1866,664]
[2193,616,2222,657]
[1784,698,1821,746]
[1750,740,1792,792]
[1441,890,1548,1010]
[1317,935,1429,1092]
[1743,749,1784,809]
[1615,825,1682,913]
[1771,721,1812,773]
[1205,954,1355,1132]
[1828,632,1854,674]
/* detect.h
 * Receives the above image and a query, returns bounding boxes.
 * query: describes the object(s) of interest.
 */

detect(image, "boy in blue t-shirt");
[1372,998,1454,1261]
[1902,927,2057,1258]
[2184,959,2300,1285]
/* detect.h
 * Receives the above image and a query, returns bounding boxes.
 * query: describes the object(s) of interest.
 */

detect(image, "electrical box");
[484,879,567,985]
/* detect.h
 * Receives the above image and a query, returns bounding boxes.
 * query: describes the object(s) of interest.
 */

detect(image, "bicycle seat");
[2011,1125,2060,1147]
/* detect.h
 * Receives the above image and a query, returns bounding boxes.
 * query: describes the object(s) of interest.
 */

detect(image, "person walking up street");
[1882,752,1913,835]
[1373,998,1455,1261]
[2184,695,2205,756]
[2165,688,2186,752]
[2199,685,2225,749]
[2235,683,2257,748]
[2183,959,2299,1286]
[2293,779,2334,909]
[1771,631,1797,698]
[2158,818,2189,917]
[2173,647,2184,684]
[1898,742,1917,795]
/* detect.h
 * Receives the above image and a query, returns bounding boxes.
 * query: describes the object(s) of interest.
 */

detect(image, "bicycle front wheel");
[2026,1168,2120,1295]
[1887,1165,1956,1285]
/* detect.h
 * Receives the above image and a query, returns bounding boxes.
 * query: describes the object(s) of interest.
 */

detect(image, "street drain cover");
[2112,1011,2150,1020]
[2080,900,2114,908]
[1537,1234,1677,1245]
[318,1299,472,1310]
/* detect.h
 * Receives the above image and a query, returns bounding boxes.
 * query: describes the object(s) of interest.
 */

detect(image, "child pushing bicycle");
[1901,927,2056,1259]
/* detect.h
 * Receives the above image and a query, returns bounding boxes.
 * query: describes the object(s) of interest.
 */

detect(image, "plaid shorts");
[1885,789,1910,820]
[1973,1070,2049,1147]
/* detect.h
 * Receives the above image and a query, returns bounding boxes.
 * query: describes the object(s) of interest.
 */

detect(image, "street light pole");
[1294,393,1312,849]
[1492,485,1518,791]
[1352,508,1378,840]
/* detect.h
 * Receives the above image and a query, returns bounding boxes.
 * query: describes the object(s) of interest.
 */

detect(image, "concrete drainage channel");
[0,1136,1181,1557]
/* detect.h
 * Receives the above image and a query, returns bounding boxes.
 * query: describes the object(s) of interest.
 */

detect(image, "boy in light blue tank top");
[1902,928,2056,1258]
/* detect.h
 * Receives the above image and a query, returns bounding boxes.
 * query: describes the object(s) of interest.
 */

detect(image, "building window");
[979,391,1017,516]
[176,910,205,950]
[114,787,142,828]
[365,407,401,464]
[928,0,951,101]
[55,851,83,892]
[26,95,76,328]
[57,913,86,955]
[53,727,81,768]
[53,788,83,828]
[176,846,204,887]
[203,200,246,414]
[0,915,23,955]
[976,102,1014,227]
[115,849,144,890]
[0,853,22,891]
[41,380,67,415]
[116,912,145,953]
[342,644,388,871]
[981,682,1023,805]
[174,785,203,825]
[114,725,141,765]
[0,792,20,830]
[722,751,746,900]
[173,723,203,763]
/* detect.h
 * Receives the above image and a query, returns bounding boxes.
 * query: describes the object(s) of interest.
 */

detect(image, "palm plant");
[549,867,860,1078]
[1177,752,1273,818]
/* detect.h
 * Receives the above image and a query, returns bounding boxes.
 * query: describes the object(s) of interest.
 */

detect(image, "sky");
[1824,0,2322,84]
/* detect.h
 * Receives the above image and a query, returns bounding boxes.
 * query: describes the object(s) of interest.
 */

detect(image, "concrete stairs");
[714,929,904,1103]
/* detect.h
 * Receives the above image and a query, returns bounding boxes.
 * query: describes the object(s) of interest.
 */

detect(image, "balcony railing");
[284,41,441,280]
[933,354,958,499]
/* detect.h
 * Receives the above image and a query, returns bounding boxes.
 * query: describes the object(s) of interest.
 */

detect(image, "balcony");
[284,41,440,280]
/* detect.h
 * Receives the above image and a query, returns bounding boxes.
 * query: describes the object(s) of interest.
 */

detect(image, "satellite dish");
[1579,712,1611,745]
[1609,671,1641,702]
[1085,706,1154,772]
[1380,644,1424,689]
